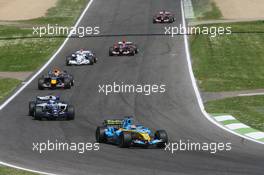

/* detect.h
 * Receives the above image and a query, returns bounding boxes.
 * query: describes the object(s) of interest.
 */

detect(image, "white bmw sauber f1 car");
[66,49,98,66]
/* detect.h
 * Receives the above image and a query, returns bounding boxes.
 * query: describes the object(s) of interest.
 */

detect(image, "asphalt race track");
[0,0,263,174]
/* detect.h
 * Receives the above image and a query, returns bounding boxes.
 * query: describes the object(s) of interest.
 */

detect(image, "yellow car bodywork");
[119,128,151,142]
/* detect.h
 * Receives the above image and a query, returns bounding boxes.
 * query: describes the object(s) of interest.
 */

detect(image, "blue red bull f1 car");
[96,117,168,148]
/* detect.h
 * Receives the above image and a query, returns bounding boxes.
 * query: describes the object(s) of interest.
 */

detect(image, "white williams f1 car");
[28,95,75,120]
[66,49,98,66]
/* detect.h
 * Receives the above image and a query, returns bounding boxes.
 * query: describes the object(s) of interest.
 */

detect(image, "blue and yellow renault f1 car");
[96,117,168,148]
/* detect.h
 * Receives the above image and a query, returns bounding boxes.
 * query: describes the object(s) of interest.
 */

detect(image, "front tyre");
[155,130,168,148]
[119,132,132,148]
[28,101,35,116]
[38,78,45,90]
[34,106,43,120]
[67,105,75,120]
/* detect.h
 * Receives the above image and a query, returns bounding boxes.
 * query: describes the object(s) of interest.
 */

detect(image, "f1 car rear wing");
[118,41,133,45]
[37,95,57,101]
[103,116,134,126]
[103,119,123,126]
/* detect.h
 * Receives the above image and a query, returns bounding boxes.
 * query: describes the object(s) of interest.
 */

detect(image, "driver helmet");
[121,40,126,48]
[114,43,118,48]
[53,68,61,76]
[122,40,126,45]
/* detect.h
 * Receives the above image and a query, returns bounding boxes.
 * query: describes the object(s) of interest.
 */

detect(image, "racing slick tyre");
[129,49,135,56]
[109,47,114,56]
[34,106,43,120]
[119,132,132,148]
[68,75,74,86]
[96,126,106,143]
[66,57,72,66]
[134,45,139,54]
[94,57,97,63]
[155,130,168,148]
[38,78,45,90]
[169,17,174,23]
[64,78,71,89]
[66,105,75,120]
[90,60,94,65]
[28,101,35,116]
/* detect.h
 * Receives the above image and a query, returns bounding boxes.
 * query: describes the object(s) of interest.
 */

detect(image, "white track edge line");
[0,0,93,111]
[180,0,264,145]
[0,0,94,174]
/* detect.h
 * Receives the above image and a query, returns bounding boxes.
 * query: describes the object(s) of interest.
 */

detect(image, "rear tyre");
[67,105,75,120]
[28,101,35,116]
[90,59,94,65]
[109,47,114,56]
[94,57,97,63]
[34,106,43,120]
[66,57,72,66]
[134,45,139,54]
[96,126,106,143]
[129,49,135,56]
[38,78,45,90]
[119,132,132,148]
[64,78,71,89]
[155,130,168,148]
[68,75,74,86]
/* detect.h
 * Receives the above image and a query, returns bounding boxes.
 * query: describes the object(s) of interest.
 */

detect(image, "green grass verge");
[0,78,21,101]
[0,38,63,71]
[191,21,264,92]
[0,0,88,72]
[206,96,264,132]
[0,165,38,175]
[191,0,222,19]
[0,1,88,172]
[0,25,32,38]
